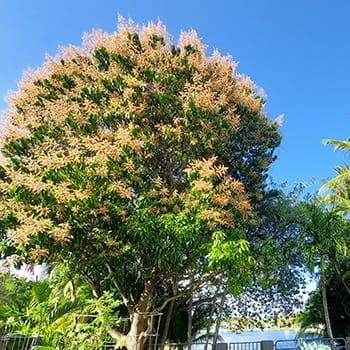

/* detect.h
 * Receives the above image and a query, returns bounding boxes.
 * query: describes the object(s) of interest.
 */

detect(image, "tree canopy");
[0,19,281,348]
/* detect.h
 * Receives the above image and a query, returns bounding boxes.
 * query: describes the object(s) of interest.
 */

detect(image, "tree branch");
[105,263,130,309]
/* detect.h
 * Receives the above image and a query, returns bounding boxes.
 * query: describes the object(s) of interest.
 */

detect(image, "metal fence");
[275,339,298,350]
[0,334,348,350]
[228,341,262,350]
[153,338,349,350]
[275,337,348,350]
[0,334,39,350]
[152,341,254,350]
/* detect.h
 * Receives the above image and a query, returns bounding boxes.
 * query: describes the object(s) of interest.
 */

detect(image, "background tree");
[298,198,348,339]
[0,272,31,334]
[298,138,350,339]
[0,18,283,349]
[227,185,307,329]
[300,260,350,338]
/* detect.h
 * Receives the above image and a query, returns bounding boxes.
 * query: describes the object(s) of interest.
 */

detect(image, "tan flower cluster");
[117,208,128,219]
[94,165,108,178]
[191,180,213,192]
[211,193,231,207]
[115,126,143,153]
[209,178,251,219]
[107,180,132,199]
[90,204,110,222]
[202,206,235,229]
[4,18,264,147]
[220,177,252,218]
[30,247,49,260]
[51,183,91,203]
[9,215,52,245]
[6,169,48,194]
[185,157,228,180]
[201,208,221,222]
[178,29,207,58]
[32,204,50,217]
[233,74,265,113]
[85,136,121,163]
[49,222,71,244]
[178,48,240,130]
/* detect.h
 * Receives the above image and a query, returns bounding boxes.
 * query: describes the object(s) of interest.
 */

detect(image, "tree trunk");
[204,281,221,350]
[160,300,174,350]
[125,312,148,350]
[212,281,229,347]
[187,291,193,350]
[124,281,155,350]
[160,281,178,350]
[320,255,334,342]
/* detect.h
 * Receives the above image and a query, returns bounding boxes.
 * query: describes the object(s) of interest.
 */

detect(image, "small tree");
[300,260,350,338]
[0,19,280,348]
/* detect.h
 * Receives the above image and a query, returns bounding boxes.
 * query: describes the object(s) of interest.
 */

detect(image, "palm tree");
[298,199,348,340]
[0,265,93,345]
[320,137,350,296]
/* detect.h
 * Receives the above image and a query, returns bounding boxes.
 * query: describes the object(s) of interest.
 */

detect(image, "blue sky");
[1,0,349,193]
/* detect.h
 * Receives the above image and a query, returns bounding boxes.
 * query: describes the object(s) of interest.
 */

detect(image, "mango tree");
[0,19,280,349]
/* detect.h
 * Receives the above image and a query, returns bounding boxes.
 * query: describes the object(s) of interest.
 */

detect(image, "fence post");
[346,337,350,350]
[215,343,228,350]
[261,340,274,350]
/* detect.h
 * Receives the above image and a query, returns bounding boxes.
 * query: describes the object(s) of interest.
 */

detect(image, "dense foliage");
[0,268,120,349]
[0,19,284,348]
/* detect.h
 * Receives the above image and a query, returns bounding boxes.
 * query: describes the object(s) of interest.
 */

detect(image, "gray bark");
[212,282,229,347]
[320,255,334,344]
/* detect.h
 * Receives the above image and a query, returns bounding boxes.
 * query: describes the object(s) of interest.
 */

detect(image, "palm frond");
[319,166,350,194]
[322,139,350,153]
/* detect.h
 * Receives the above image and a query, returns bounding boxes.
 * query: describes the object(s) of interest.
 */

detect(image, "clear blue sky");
[1,0,349,193]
